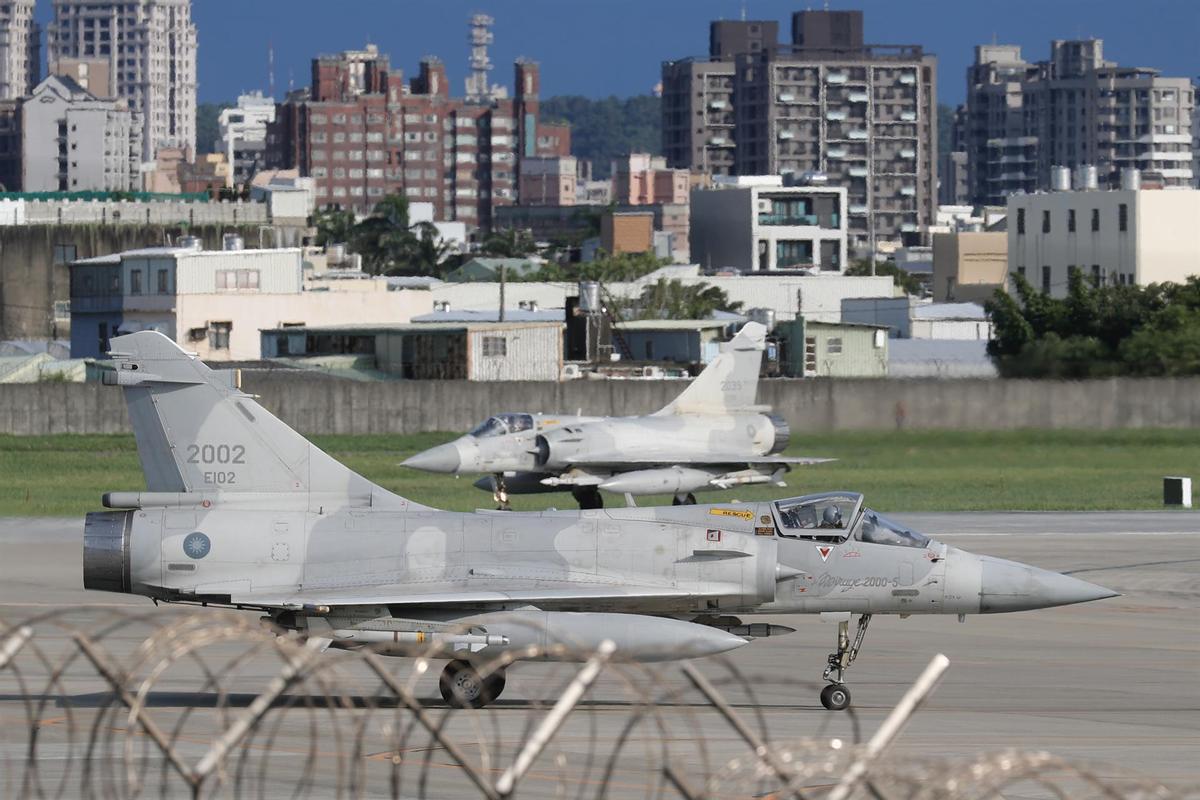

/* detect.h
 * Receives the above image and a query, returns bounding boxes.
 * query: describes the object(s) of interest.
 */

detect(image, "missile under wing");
[403,322,832,508]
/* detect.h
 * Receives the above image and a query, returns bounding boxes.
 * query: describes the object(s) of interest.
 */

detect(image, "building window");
[1091,264,1101,286]
[216,269,260,290]
[826,337,843,355]
[156,269,168,294]
[208,322,232,350]
[1017,266,1026,278]
[1118,203,1128,232]
[1016,208,1025,234]
[481,335,507,357]
[1068,209,1076,233]
[130,269,142,294]
[1042,266,1051,294]
[1041,210,1050,233]
[1091,209,1100,232]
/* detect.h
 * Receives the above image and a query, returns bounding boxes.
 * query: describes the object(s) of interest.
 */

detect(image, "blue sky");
[38,1,1199,104]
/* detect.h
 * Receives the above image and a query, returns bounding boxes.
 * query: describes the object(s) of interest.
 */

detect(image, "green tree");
[984,273,1200,378]
[312,206,357,247]
[481,228,538,258]
[351,195,414,275]
[196,102,232,154]
[625,278,743,320]
[399,221,454,277]
[540,95,661,177]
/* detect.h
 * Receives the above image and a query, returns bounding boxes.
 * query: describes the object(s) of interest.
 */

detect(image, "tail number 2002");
[187,443,245,485]
[186,443,246,465]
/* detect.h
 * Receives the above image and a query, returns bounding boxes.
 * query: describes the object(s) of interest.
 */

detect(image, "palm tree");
[396,221,454,277]
[352,195,413,274]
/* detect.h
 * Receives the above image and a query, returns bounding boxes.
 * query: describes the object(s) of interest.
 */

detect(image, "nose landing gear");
[820,613,871,711]
[491,475,511,511]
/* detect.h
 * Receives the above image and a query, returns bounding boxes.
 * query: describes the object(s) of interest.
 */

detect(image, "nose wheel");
[820,613,871,711]
[491,475,511,511]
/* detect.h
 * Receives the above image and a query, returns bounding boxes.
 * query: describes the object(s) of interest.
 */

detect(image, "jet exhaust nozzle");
[83,511,133,594]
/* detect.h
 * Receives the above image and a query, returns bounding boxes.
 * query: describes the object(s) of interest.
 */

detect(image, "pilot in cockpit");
[819,505,843,529]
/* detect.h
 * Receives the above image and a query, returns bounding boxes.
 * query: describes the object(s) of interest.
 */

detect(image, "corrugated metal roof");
[806,320,891,331]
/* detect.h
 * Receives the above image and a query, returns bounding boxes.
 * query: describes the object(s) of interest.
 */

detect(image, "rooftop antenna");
[465,13,496,103]
[268,40,275,99]
[740,1,746,21]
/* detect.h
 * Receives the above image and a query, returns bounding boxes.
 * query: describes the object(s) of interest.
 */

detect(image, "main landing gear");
[820,613,871,711]
[439,659,507,709]
[671,493,698,505]
[572,487,604,510]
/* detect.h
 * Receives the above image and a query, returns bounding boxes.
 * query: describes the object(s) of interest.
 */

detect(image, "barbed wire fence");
[0,609,1195,799]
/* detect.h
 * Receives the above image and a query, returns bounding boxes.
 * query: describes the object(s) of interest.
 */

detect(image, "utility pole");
[499,263,506,321]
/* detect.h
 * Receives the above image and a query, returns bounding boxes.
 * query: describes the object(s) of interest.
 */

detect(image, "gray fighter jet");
[402,322,830,509]
[84,331,1118,711]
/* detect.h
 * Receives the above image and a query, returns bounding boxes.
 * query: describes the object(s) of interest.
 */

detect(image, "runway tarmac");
[0,512,1197,797]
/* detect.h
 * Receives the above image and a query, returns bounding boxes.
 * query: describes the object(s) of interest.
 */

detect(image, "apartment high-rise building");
[966,40,1195,205]
[219,91,276,186]
[22,74,140,191]
[48,0,197,161]
[0,0,38,100]
[270,44,562,228]
[663,10,937,252]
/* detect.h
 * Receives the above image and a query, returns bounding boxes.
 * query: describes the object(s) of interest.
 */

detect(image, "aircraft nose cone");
[402,442,461,474]
[979,556,1119,613]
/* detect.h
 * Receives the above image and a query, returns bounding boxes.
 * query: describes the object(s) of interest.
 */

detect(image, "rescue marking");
[710,508,754,521]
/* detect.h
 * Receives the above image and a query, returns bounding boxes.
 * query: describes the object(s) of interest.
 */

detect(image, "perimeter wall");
[1,376,1199,435]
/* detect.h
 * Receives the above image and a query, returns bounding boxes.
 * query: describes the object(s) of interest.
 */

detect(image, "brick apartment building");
[269,44,569,230]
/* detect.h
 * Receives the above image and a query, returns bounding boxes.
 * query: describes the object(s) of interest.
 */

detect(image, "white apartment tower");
[48,0,197,161]
[0,0,38,100]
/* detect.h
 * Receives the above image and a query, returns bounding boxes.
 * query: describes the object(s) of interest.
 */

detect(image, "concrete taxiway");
[0,512,1197,796]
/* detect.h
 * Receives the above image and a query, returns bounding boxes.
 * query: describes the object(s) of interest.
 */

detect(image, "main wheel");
[439,661,506,709]
[820,683,851,711]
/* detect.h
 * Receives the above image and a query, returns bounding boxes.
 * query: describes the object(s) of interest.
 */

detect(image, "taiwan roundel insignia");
[184,532,211,559]
[816,545,833,562]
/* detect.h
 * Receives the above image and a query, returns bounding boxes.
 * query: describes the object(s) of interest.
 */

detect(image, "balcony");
[899,148,916,158]
[758,213,819,226]
[778,130,795,140]
[898,73,917,85]
[899,186,916,196]
[826,110,847,121]
[848,130,868,140]
[826,72,848,84]
[777,93,795,103]
[849,203,869,214]
[827,146,848,158]
[899,111,917,122]
[848,166,869,177]
[848,91,869,103]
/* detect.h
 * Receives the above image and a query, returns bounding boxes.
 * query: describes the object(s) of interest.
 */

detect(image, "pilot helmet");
[822,505,842,527]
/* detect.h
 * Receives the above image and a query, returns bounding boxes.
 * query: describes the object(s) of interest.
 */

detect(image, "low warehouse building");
[261,321,564,381]
[776,319,889,378]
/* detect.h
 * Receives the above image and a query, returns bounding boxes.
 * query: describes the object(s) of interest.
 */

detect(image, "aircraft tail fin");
[104,331,421,508]
[655,322,766,415]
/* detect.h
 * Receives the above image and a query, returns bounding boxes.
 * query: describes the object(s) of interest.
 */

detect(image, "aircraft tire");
[820,683,851,711]
[440,660,506,709]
